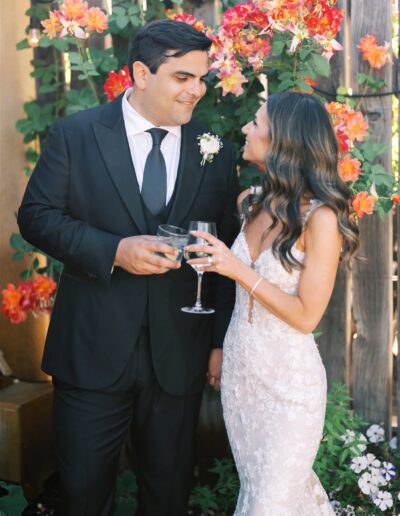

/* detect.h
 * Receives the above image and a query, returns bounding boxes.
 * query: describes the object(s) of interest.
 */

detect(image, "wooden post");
[0,0,50,382]
[316,0,352,389]
[350,0,393,430]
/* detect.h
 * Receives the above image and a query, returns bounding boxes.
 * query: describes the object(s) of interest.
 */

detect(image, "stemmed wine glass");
[182,221,217,314]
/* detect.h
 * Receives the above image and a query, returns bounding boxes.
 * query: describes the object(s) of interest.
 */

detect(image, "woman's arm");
[188,206,342,333]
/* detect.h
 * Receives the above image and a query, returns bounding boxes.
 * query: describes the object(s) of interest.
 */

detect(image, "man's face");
[134,50,209,126]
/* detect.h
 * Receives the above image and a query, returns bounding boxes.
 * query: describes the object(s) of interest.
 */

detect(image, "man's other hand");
[114,235,181,275]
[207,348,223,391]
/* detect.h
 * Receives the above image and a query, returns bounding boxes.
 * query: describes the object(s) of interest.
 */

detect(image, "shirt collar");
[122,87,181,139]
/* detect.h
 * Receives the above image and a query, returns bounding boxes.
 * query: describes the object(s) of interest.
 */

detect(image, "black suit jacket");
[17,95,239,395]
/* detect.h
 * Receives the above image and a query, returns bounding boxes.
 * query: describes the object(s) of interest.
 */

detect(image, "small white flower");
[197,133,223,166]
[341,430,367,454]
[344,505,355,516]
[329,500,341,515]
[381,461,395,481]
[373,490,393,511]
[365,452,381,469]
[370,466,387,487]
[390,436,397,450]
[350,455,368,474]
[358,471,379,495]
[367,423,385,443]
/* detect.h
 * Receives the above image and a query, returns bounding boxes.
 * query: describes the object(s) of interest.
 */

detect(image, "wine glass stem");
[195,271,204,308]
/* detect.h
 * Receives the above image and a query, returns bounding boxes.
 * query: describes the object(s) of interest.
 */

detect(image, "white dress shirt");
[122,87,181,205]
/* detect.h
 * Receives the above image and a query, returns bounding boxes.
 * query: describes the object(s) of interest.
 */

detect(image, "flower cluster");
[170,12,206,33]
[209,2,271,96]
[344,424,396,512]
[357,34,392,71]
[326,101,369,154]
[1,275,57,324]
[103,65,133,101]
[257,0,344,60]
[41,0,108,40]
[198,133,223,166]
[325,101,379,217]
[208,0,345,96]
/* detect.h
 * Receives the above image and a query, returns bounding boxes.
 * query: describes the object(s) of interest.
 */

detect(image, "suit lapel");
[92,98,147,234]
[167,122,206,227]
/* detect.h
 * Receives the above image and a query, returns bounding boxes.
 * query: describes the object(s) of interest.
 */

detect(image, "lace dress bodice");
[221,200,334,515]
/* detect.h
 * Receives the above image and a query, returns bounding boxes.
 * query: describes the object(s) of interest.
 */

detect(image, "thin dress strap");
[302,199,324,226]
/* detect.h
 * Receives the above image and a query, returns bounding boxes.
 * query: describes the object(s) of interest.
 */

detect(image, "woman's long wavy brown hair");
[243,91,359,271]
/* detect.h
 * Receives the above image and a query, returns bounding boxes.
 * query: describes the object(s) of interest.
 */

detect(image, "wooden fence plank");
[317,0,352,389]
[350,0,393,430]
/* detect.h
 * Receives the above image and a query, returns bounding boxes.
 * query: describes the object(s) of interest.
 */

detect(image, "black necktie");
[141,128,168,216]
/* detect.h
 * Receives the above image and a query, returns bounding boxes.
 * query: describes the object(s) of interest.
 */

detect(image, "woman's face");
[241,103,270,169]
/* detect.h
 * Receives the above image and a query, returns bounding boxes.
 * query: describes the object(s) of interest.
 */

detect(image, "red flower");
[1,284,27,324]
[171,12,205,32]
[1,274,57,324]
[392,194,400,205]
[103,66,133,101]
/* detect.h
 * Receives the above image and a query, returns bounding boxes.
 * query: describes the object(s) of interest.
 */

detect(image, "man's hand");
[114,235,181,275]
[207,348,223,391]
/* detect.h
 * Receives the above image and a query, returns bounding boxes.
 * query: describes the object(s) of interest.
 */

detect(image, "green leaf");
[38,84,60,94]
[337,86,348,95]
[111,6,126,16]
[66,88,99,114]
[357,73,368,85]
[12,251,25,262]
[277,79,294,91]
[16,39,30,50]
[68,52,81,65]
[0,482,28,514]
[38,36,53,48]
[10,233,25,250]
[116,15,129,29]
[312,54,330,77]
[271,39,285,56]
[54,38,70,52]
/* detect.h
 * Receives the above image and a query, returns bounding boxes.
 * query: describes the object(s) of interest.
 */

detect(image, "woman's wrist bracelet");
[249,276,263,297]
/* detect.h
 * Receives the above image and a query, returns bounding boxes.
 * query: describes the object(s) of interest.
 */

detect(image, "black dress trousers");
[53,327,203,516]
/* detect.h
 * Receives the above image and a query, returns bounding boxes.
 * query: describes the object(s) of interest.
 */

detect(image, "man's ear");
[132,61,150,90]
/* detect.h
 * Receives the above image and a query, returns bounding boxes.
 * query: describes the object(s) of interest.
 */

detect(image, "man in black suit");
[18,19,239,516]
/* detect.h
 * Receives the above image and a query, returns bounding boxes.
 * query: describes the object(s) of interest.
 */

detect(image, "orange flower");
[325,101,347,117]
[352,191,375,218]
[171,12,205,32]
[41,11,62,39]
[1,284,27,324]
[338,154,362,182]
[33,275,57,300]
[83,6,108,33]
[392,194,400,205]
[60,0,88,21]
[345,111,369,142]
[103,66,133,101]
[357,34,377,53]
[357,33,391,70]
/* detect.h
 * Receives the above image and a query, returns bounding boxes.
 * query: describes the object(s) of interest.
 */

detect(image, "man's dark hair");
[128,19,212,80]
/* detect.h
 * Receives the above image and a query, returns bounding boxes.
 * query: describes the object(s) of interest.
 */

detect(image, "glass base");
[181,306,215,314]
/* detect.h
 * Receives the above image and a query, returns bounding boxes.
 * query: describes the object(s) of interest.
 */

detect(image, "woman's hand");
[186,230,243,280]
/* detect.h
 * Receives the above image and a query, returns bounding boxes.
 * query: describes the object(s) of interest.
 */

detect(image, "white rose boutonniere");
[197,133,223,166]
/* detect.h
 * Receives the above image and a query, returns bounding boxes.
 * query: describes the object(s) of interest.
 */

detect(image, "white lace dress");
[221,201,334,515]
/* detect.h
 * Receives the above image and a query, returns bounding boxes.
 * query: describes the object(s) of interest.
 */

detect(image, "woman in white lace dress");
[186,92,359,515]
